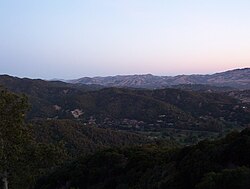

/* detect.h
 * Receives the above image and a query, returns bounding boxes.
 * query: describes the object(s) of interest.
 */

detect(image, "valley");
[0,70,249,145]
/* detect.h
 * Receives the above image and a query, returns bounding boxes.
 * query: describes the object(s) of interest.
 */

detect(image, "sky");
[0,0,250,79]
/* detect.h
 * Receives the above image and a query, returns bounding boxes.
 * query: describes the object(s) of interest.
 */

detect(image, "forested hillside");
[34,129,250,189]
[31,119,151,156]
[0,88,162,188]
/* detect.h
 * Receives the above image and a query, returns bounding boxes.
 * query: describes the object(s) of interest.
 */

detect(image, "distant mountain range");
[70,68,250,89]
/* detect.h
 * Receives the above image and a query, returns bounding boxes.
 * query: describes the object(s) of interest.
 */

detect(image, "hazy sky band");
[0,0,249,79]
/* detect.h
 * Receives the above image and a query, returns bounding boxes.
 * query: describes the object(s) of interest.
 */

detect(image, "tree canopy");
[0,89,30,188]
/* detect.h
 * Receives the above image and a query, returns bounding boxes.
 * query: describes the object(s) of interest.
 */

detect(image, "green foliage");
[34,129,250,189]
[31,119,151,156]
[196,167,250,189]
[0,89,29,182]
[0,89,67,188]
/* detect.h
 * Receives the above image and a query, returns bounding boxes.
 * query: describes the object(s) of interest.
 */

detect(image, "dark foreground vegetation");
[35,129,250,189]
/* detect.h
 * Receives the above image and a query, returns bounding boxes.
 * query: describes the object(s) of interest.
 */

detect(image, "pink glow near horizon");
[0,0,249,79]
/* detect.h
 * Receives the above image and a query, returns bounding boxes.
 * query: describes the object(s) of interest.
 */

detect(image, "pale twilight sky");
[0,0,250,79]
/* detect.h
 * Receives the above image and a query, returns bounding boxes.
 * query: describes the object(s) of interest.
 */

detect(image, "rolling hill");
[0,74,249,133]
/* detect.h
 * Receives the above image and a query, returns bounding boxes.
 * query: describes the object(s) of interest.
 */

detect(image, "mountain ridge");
[69,68,250,89]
